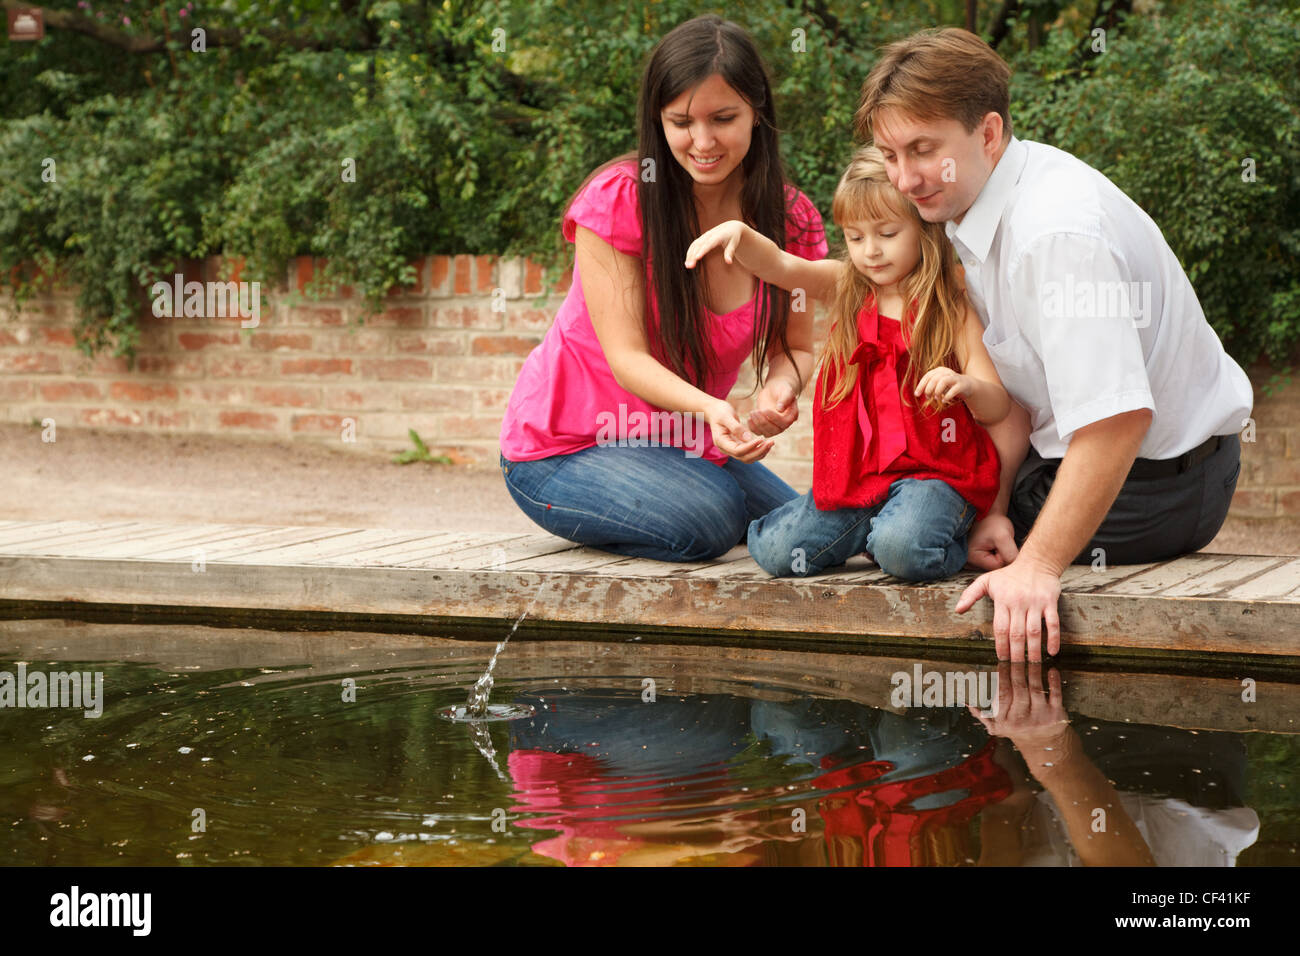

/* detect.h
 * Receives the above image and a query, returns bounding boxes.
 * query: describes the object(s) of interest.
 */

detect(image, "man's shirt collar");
[945,135,1027,263]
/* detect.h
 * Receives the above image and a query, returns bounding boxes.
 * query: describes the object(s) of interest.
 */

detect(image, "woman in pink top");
[499,14,829,561]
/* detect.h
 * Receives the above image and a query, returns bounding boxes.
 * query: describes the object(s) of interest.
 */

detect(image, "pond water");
[1,619,1296,866]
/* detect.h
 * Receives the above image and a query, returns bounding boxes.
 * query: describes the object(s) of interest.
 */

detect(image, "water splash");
[465,628,514,717]
[439,589,544,724]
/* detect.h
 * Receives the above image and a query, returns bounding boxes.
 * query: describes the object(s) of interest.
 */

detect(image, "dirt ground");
[1,422,1296,555]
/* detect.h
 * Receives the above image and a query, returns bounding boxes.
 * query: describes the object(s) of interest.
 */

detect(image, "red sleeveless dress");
[812,295,1000,518]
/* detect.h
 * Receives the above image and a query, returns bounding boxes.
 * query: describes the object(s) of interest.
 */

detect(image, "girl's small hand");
[914,366,971,406]
[748,377,799,437]
[684,221,749,270]
[706,399,774,463]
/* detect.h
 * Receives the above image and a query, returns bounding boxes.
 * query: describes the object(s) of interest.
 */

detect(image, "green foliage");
[392,428,453,464]
[0,0,1295,367]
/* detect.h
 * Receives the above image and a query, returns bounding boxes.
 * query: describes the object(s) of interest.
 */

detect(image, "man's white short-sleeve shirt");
[947,136,1253,459]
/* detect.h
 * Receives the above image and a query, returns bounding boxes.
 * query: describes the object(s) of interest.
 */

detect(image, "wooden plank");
[132,525,289,560]
[678,556,771,581]
[740,554,885,584]
[833,568,897,586]
[371,530,543,567]
[318,532,467,566]
[0,520,73,546]
[675,545,750,574]
[587,556,719,577]
[1224,559,1300,601]
[0,519,128,548]
[1059,560,1163,593]
[58,523,239,559]
[57,523,182,555]
[0,520,89,547]
[305,530,450,560]
[146,526,314,560]
[0,522,152,555]
[1098,555,1237,596]
[500,546,637,574]
[249,529,436,566]
[413,534,579,570]
[366,532,540,567]
[1158,556,1292,599]
[210,528,384,564]
[121,524,264,559]
[21,520,152,547]
[577,545,754,579]
[204,528,362,560]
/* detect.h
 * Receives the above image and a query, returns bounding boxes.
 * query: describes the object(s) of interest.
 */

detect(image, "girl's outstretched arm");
[684,220,840,302]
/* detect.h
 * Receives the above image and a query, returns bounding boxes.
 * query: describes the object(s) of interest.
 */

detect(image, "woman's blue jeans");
[747,478,976,582]
[500,444,799,562]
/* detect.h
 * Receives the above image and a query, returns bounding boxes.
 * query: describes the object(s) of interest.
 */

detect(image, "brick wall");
[0,253,1295,517]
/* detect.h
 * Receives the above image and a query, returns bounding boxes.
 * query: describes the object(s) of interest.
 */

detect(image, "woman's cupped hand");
[705,398,775,463]
[747,376,799,437]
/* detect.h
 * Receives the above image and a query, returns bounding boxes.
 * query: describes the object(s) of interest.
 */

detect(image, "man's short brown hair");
[855,28,1012,142]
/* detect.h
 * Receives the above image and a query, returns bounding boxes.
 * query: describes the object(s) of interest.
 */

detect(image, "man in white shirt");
[856,28,1253,662]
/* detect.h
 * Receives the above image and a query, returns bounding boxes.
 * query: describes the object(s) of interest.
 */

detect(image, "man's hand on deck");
[955,555,1061,662]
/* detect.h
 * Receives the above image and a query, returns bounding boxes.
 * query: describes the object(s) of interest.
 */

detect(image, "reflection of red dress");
[507,750,677,867]
[813,738,1013,866]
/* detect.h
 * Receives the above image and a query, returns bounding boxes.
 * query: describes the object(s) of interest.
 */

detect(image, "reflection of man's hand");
[969,662,1070,754]
[973,664,1155,866]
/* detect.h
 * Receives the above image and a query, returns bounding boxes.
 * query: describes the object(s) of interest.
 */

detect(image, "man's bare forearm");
[1022,729,1156,866]
[1017,409,1152,574]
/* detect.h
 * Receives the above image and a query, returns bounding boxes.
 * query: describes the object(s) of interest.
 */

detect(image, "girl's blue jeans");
[500,444,799,562]
[747,479,976,581]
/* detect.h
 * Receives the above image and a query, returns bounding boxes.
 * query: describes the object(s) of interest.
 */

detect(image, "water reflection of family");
[498,16,1251,662]
[504,666,1259,867]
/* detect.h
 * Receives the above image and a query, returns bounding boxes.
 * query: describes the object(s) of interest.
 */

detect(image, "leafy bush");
[1011,0,1300,365]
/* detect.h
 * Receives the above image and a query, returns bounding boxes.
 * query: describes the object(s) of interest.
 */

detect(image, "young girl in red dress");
[685,145,1010,580]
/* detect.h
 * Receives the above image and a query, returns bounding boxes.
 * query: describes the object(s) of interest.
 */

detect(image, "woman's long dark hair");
[565,14,813,393]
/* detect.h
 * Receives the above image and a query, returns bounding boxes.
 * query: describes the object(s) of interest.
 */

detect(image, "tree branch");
[986,0,1021,49]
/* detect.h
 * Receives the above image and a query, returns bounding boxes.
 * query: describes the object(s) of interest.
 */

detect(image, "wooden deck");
[0,518,1298,659]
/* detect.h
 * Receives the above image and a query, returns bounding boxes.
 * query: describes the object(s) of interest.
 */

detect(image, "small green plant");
[392,428,453,465]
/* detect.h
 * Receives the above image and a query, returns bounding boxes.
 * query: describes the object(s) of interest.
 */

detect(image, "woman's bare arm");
[576,225,771,461]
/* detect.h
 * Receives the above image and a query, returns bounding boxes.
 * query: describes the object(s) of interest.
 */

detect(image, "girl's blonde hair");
[821,145,967,412]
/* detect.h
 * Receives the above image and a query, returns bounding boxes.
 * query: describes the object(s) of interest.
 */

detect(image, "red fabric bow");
[847,302,907,472]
